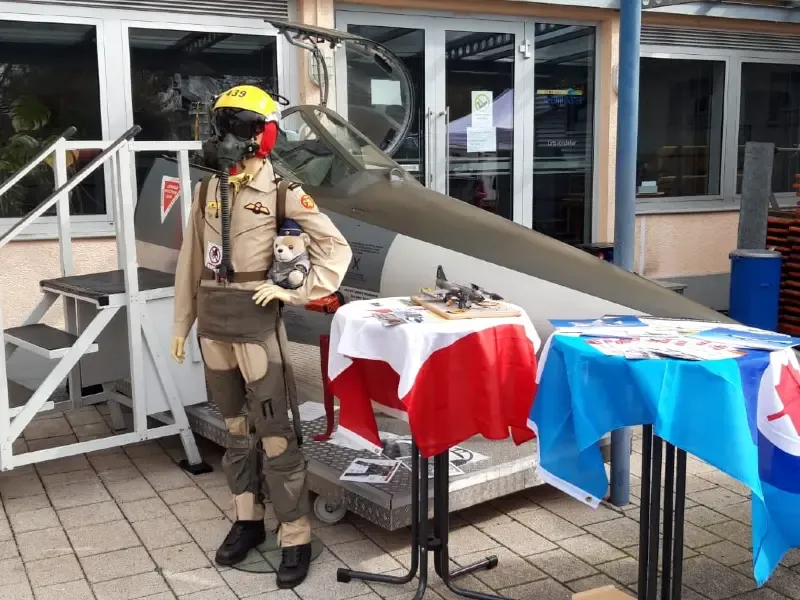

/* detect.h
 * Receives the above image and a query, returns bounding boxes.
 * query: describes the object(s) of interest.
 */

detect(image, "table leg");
[637,428,687,600]
[671,450,687,600]
[646,435,663,600]
[337,442,512,599]
[336,443,425,597]
[637,425,654,600]
[431,451,508,600]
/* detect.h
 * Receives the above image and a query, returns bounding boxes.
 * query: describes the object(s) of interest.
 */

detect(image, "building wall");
[630,12,800,309]
[5,1,800,325]
[0,239,118,327]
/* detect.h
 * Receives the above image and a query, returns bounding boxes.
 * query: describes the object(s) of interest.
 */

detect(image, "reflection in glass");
[0,20,104,219]
[128,29,279,197]
[738,63,800,194]
[446,30,515,220]
[638,58,724,198]
[345,26,424,183]
[532,24,595,245]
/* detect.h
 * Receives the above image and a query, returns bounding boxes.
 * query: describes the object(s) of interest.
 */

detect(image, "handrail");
[0,125,141,250]
[0,127,77,200]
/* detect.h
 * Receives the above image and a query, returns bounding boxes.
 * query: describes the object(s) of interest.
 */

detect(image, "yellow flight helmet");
[213,85,280,121]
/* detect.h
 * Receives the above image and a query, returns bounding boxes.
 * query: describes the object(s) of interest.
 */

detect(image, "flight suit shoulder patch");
[299,194,316,210]
[244,201,271,216]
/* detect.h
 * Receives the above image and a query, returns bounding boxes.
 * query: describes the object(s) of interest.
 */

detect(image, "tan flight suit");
[173,159,352,547]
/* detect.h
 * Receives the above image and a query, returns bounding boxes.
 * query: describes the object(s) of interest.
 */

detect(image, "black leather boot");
[214,520,266,566]
[276,543,312,589]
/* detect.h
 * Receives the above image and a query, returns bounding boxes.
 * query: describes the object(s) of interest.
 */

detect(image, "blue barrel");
[728,249,782,331]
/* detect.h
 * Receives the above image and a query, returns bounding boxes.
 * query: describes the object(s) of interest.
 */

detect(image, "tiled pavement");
[2,408,800,600]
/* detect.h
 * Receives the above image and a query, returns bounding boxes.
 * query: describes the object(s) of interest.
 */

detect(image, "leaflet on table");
[585,337,746,360]
[340,458,401,484]
[688,327,800,351]
[549,316,647,330]
[398,456,465,478]
[364,299,428,327]
[551,315,756,340]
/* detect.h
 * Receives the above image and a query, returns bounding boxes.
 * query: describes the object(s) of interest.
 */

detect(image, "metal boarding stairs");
[0,126,209,473]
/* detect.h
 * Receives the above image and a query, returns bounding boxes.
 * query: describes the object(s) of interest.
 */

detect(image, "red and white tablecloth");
[327,298,542,458]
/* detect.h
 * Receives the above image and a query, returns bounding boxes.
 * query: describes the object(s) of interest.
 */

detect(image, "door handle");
[441,106,451,197]
[425,109,434,188]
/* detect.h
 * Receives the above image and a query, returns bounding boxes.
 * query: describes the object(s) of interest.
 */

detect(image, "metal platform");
[118,342,546,531]
[40,268,176,307]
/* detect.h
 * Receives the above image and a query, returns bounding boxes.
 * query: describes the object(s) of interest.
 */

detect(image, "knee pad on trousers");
[221,417,261,498]
[245,372,294,440]
[261,436,310,523]
[204,367,247,419]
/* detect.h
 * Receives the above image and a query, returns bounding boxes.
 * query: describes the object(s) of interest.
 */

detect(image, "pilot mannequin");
[170,85,352,588]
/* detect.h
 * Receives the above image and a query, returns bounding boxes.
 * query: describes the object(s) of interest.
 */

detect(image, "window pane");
[738,63,800,194]
[637,58,725,198]
[345,25,425,184]
[447,30,516,220]
[129,29,279,142]
[0,20,105,219]
[532,24,596,245]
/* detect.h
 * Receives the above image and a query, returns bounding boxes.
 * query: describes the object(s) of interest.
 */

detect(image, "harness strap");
[198,175,213,217]
[201,268,267,283]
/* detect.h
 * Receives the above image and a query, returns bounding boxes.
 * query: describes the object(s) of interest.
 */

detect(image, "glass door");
[431,23,527,222]
[335,17,431,185]
[530,23,596,245]
[336,12,528,223]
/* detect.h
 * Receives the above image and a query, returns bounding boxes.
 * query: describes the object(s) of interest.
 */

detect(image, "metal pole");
[610,0,642,507]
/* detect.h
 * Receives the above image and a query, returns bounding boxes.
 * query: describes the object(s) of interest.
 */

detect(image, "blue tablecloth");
[528,334,800,585]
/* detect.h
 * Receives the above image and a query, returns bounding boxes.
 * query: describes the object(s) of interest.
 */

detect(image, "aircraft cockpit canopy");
[272,105,403,188]
[266,20,415,158]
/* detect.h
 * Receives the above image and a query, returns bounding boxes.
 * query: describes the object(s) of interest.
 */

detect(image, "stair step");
[6,380,55,417]
[4,324,98,359]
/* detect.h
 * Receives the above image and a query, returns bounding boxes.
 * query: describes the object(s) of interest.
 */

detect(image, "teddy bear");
[267,219,311,290]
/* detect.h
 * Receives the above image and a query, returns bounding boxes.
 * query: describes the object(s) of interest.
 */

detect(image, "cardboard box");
[573,585,636,600]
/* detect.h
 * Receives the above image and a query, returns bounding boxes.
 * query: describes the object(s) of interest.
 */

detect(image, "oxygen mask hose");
[215,133,253,283]
[217,170,233,283]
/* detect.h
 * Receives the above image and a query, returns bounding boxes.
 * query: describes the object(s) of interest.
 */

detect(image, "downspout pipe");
[610,0,642,507]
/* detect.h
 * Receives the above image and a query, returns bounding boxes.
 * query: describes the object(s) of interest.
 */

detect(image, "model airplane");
[431,266,503,310]
[134,20,732,348]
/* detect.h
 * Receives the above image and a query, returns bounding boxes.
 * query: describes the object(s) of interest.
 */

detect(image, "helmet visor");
[213,108,266,140]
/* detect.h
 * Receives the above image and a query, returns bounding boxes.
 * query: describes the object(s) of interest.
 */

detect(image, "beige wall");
[634,212,739,279]
[0,239,118,328]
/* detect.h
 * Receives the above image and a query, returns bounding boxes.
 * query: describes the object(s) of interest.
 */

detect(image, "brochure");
[585,337,746,361]
[689,327,800,351]
[549,316,646,330]
[340,458,401,484]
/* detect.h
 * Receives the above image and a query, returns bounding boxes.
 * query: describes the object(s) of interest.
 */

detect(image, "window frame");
[733,54,800,206]
[635,48,733,213]
[336,6,603,243]
[120,19,288,141]
[0,9,113,239]
[0,2,290,240]
[637,45,800,215]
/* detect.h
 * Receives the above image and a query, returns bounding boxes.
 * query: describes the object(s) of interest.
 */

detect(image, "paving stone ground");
[2,407,800,600]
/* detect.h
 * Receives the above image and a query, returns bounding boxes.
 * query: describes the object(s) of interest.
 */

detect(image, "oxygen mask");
[217,133,257,171]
